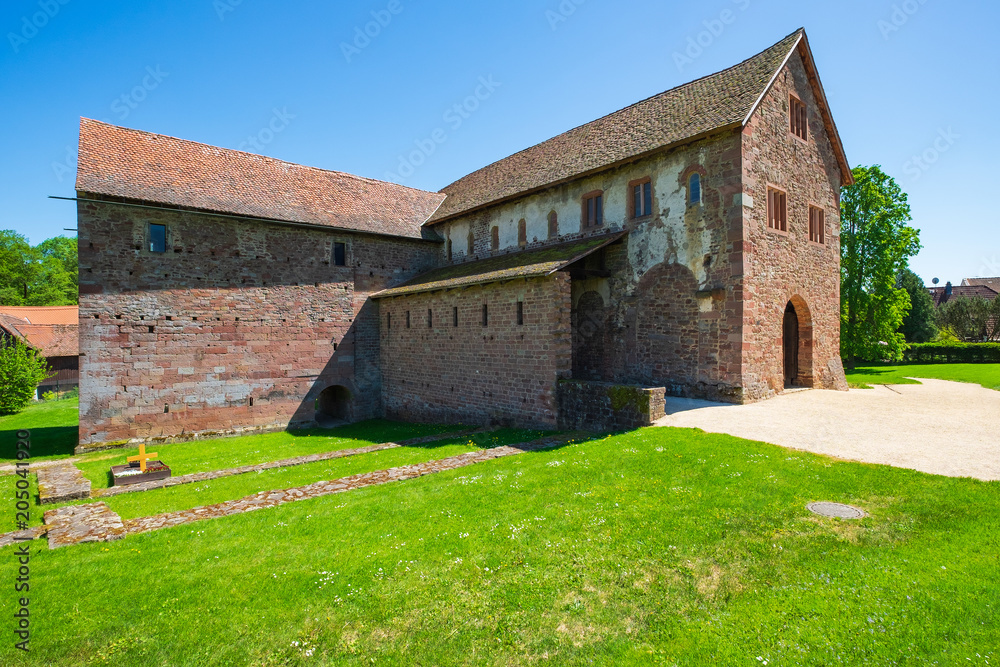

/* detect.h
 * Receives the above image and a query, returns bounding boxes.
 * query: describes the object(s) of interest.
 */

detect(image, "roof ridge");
[436,28,803,194]
[79,118,440,197]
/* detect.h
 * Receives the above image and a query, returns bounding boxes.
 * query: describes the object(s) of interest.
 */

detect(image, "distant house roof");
[373,232,626,299]
[0,306,78,325]
[426,28,852,225]
[0,307,78,358]
[962,277,1000,292]
[76,119,446,241]
[929,284,999,307]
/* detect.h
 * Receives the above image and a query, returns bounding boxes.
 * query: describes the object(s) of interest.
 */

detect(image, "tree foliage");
[0,338,52,415]
[937,297,1000,342]
[0,231,77,306]
[840,165,922,365]
[896,269,937,343]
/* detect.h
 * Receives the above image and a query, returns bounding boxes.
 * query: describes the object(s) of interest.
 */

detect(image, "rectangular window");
[387,313,391,330]
[790,95,808,141]
[482,304,488,327]
[406,311,411,329]
[453,306,459,327]
[582,192,604,228]
[333,242,347,266]
[149,224,166,253]
[427,308,433,328]
[517,301,524,326]
[767,187,787,232]
[809,206,825,244]
[630,179,653,219]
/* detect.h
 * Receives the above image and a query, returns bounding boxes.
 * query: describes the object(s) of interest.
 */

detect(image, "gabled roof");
[929,285,999,307]
[0,308,79,358]
[0,306,78,325]
[373,232,626,299]
[962,277,1000,292]
[76,119,446,241]
[427,29,852,225]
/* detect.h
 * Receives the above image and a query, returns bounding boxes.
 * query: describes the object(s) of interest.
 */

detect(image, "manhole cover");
[807,502,866,519]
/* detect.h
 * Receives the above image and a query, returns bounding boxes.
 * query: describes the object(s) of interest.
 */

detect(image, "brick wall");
[379,273,572,428]
[77,198,439,446]
[740,50,848,400]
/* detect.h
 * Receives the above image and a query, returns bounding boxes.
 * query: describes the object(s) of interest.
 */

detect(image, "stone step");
[43,503,126,549]
[37,462,91,504]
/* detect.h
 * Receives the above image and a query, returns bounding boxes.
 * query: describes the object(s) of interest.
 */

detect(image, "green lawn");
[0,398,79,462]
[845,363,1000,390]
[0,423,996,665]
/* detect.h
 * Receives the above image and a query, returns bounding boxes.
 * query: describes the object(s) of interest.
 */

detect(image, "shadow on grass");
[0,425,78,462]
[285,419,469,446]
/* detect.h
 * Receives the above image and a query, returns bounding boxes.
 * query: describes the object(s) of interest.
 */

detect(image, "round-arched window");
[689,173,702,205]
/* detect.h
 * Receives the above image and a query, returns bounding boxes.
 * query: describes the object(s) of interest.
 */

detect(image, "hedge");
[902,342,1000,364]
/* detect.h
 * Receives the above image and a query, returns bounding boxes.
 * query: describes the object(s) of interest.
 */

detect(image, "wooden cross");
[127,443,158,472]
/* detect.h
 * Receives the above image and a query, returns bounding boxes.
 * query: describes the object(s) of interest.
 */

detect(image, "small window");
[689,173,702,205]
[809,206,825,244]
[491,226,499,251]
[446,238,453,261]
[767,187,788,232]
[467,230,474,256]
[482,304,488,327]
[517,219,527,247]
[790,95,807,141]
[333,242,346,266]
[387,313,391,330]
[453,306,459,327]
[427,308,433,328]
[630,179,653,219]
[517,301,524,326]
[548,211,558,239]
[149,224,166,253]
[582,191,604,229]
[406,311,411,329]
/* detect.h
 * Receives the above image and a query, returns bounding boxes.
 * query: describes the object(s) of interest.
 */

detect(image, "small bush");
[0,340,52,414]
[903,342,1000,364]
[41,390,57,401]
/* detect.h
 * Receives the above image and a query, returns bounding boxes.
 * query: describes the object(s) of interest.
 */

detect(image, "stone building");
[76,29,850,447]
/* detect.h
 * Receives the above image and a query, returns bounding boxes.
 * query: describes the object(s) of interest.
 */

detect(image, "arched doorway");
[782,297,815,388]
[315,385,352,426]
[783,302,800,387]
[573,290,606,380]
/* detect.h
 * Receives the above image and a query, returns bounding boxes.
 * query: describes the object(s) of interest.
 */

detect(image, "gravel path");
[654,379,1000,481]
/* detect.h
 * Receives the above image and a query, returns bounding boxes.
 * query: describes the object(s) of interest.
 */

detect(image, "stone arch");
[784,295,814,387]
[573,290,606,381]
[633,262,701,386]
[315,384,353,426]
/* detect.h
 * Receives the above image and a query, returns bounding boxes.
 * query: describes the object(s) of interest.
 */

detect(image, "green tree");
[840,165,922,366]
[0,232,78,306]
[937,296,1000,342]
[896,269,937,343]
[0,230,36,306]
[0,339,52,414]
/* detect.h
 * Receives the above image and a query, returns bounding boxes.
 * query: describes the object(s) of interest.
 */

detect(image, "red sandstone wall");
[740,49,849,400]
[378,273,572,428]
[77,198,439,445]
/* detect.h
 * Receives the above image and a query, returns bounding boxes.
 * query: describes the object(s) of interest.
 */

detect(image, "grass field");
[1,399,998,664]
[845,363,1000,390]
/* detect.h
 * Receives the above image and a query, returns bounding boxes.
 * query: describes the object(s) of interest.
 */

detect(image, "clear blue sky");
[1,0,997,285]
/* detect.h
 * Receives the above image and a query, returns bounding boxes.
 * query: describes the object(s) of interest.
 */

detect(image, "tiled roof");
[374,232,626,299]
[0,306,78,325]
[427,30,811,224]
[962,277,1000,292]
[0,312,78,358]
[929,285,999,307]
[76,119,446,241]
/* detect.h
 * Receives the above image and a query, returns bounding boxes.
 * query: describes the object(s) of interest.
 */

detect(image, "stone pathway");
[43,503,126,549]
[92,428,490,499]
[37,462,91,504]
[0,526,47,549]
[124,432,582,537]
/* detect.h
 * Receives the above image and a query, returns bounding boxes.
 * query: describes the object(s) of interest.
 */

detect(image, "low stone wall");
[557,380,665,432]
